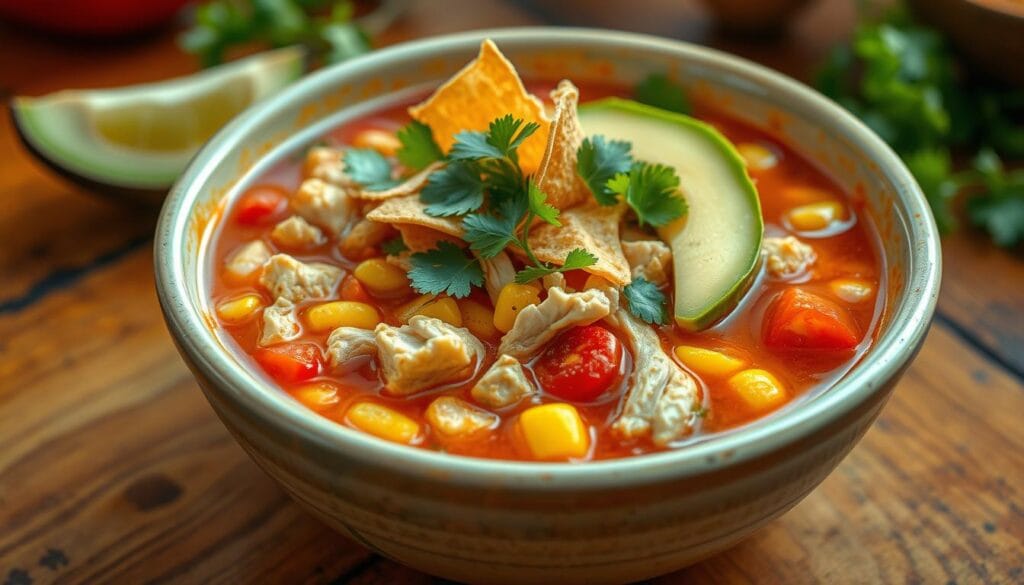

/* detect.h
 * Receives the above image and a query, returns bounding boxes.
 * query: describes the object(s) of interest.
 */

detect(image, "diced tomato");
[535,325,623,402]
[253,343,323,383]
[339,275,373,303]
[562,269,592,291]
[764,288,860,351]
[235,186,288,226]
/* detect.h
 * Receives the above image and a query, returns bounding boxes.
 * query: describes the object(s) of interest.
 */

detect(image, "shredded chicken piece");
[542,272,568,291]
[271,216,325,249]
[375,316,484,395]
[426,396,498,439]
[621,240,673,286]
[471,354,535,409]
[292,178,359,236]
[479,250,516,305]
[497,287,612,360]
[259,298,301,346]
[305,146,357,187]
[326,327,378,372]
[339,218,394,259]
[260,253,342,303]
[763,236,816,279]
[225,240,271,280]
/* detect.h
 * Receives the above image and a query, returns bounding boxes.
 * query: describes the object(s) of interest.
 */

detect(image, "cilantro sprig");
[623,277,668,325]
[577,136,633,205]
[343,148,399,191]
[396,121,444,171]
[407,241,484,298]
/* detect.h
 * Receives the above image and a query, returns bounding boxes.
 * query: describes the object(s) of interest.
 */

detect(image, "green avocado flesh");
[10,46,305,194]
[578,98,764,331]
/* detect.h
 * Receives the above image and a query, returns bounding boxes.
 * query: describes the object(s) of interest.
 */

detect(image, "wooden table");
[1,1,1022,583]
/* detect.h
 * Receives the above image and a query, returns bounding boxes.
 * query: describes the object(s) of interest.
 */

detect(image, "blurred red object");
[0,0,191,36]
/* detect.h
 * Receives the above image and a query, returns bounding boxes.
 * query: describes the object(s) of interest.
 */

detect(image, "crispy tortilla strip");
[366,194,465,252]
[536,80,590,210]
[520,204,632,285]
[408,39,549,173]
[397,225,464,252]
[352,162,443,201]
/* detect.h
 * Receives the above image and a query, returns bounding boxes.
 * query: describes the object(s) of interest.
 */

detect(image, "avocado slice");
[579,98,763,331]
[9,46,305,204]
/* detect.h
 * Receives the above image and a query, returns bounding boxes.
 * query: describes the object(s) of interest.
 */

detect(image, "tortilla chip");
[352,161,444,201]
[536,80,590,210]
[366,194,465,252]
[409,39,550,174]
[518,204,632,286]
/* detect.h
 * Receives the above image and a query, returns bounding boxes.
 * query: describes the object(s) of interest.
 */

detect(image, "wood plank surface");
[1,1,1022,584]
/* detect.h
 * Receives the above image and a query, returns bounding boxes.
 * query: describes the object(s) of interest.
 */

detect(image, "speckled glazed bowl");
[155,29,940,585]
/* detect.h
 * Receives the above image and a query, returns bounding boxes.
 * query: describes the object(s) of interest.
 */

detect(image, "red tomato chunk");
[235,185,288,226]
[535,325,623,402]
[254,343,323,383]
[764,288,860,351]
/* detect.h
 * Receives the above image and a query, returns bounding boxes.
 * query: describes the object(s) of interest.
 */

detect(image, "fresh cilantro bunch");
[180,0,369,68]
[817,5,1024,247]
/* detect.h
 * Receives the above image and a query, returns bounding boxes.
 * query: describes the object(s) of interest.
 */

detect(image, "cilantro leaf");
[381,236,408,256]
[577,135,634,205]
[344,148,399,191]
[487,115,541,158]
[396,121,443,171]
[623,277,668,325]
[407,242,483,298]
[514,249,597,284]
[904,149,959,233]
[965,149,1024,247]
[449,130,504,160]
[462,197,524,259]
[528,181,561,226]
[420,161,486,217]
[634,74,691,114]
[606,163,688,228]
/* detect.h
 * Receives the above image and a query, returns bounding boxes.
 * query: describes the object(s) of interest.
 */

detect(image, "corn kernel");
[346,402,420,444]
[216,294,264,324]
[459,299,499,340]
[675,346,746,377]
[727,369,788,413]
[353,258,410,297]
[830,278,874,304]
[583,274,612,290]
[414,297,463,327]
[305,301,380,332]
[782,185,834,207]
[352,129,402,157]
[493,283,541,333]
[293,382,340,412]
[787,201,846,231]
[737,142,778,170]
[426,396,498,439]
[518,403,590,460]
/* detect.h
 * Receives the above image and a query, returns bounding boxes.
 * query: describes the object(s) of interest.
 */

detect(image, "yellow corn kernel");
[353,258,410,297]
[459,299,499,340]
[737,142,778,170]
[493,283,541,333]
[675,346,746,377]
[396,294,436,323]
[216,294,264,324]
[414,297,463,327]
[787,201,846,231]
[727,369,788,413]
[293,382,340,412]
[305,301,380,332]
[352,128,401,157]
[518,403,590,460]
[830,278,875,304]
[583,274,612,290]
[346,402,420,444]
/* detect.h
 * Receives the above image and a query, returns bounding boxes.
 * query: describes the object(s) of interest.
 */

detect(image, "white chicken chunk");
[470,354,535,409]
[375,316,485,395]
[259,253,342,303]
[542,271,567,291]
[271,216,325,249]
[426,396,498,439]
[478,250,516,305]
[259,298,301,346]
[292,178,359,236]
[604,297,701,446]
[305,146,358,188]
[326,326,378,372]
[621,240,673,286]
[224,240,271,280]
[763,236,816,279]
[497,287,612,360]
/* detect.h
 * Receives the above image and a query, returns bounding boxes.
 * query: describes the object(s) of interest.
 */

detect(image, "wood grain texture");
[1,0,1022,583]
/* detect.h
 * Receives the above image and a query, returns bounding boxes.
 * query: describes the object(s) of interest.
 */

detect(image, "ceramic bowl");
[155,28,940,585]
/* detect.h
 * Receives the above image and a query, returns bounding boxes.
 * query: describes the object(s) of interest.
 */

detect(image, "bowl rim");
[155,27,941,491]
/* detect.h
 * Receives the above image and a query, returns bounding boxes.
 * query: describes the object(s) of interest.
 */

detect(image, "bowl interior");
[157,28,940,487]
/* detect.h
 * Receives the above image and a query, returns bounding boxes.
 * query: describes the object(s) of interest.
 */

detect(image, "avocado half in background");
[9,46,305,205]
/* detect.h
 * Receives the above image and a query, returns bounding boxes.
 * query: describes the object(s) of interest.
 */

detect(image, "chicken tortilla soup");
[207,40,885,462]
